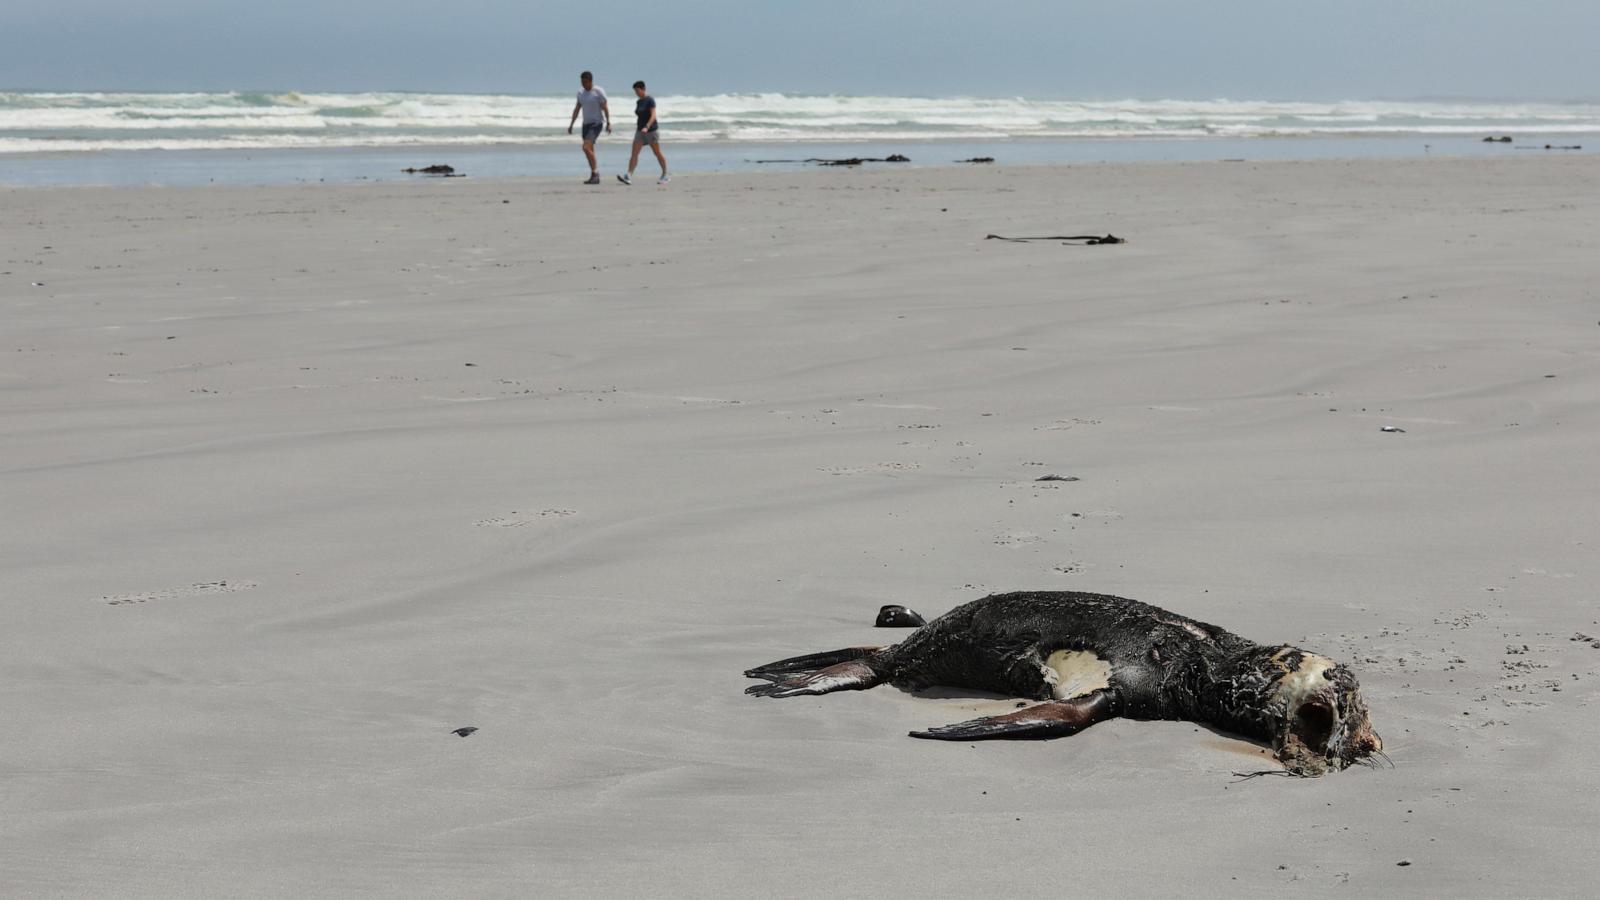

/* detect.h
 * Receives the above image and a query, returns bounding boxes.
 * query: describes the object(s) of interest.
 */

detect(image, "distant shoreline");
[2,133,1594,189]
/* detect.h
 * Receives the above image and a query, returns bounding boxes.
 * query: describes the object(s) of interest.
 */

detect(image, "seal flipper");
[744,647,884,682]
[745,659,884,698]
[911,690,1117,741]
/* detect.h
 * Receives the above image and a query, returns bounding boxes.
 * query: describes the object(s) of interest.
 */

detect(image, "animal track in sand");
[1333,604,1598,730]
[102,580,258,606]
[1497,640,1575,701]
[474,509,578,527]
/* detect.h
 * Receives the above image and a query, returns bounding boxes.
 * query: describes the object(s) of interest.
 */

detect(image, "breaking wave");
[3,90,1597,154]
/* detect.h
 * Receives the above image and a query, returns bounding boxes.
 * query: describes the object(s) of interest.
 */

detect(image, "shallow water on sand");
[3,135,1594,187]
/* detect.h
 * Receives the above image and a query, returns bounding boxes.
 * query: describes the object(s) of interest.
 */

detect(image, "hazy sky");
[3,1,1597,99]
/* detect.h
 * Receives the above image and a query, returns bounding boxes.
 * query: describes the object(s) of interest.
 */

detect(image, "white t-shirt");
[576,87,607,124]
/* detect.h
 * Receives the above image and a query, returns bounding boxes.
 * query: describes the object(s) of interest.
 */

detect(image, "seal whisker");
[1230,770,1301,781]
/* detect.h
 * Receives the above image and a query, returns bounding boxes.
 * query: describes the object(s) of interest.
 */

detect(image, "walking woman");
[617,81,668,185]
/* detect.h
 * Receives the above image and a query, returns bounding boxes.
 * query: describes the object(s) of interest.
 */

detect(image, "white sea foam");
[2,90,1596,153]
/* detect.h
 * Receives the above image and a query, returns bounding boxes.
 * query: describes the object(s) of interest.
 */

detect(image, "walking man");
[617,81,668,185]
[567,71,610,184]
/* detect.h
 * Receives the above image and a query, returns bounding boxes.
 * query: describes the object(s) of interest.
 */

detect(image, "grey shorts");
[581,122,603,142]
[634,129,659,146]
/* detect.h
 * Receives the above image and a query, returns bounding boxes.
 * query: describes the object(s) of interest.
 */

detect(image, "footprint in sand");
[102,580,259,606]
[474,509,578,528]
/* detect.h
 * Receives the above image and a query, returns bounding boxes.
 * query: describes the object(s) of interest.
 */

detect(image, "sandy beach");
[4,156,1599,896]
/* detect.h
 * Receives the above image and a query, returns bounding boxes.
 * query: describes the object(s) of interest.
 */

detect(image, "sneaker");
[584,173,600,185]
[657,174,670,185]
[617,173,632,185]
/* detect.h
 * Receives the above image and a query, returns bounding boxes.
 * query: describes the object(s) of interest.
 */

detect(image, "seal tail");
[744,647,887,699]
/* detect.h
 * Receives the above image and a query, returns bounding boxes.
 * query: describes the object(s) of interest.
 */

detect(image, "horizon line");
[4,86,1600,106]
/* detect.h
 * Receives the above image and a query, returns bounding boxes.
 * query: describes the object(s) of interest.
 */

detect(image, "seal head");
[1266,649,1383,776]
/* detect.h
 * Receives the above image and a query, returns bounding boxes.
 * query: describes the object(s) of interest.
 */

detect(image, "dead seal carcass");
[745,591,1384,776]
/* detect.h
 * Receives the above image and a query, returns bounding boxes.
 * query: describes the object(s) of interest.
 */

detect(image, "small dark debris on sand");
[958,157,995,164]
[751,155,910,167]
[986,233,1126,245]
[1035,474,1081,482]
[875,604,927,628]
[451,726,479,737]
[403,164,463,176]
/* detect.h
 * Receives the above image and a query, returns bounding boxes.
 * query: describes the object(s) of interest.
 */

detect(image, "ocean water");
[2,90,1596,186]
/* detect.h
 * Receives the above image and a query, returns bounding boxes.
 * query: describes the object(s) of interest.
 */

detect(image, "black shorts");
[581,122,603,142]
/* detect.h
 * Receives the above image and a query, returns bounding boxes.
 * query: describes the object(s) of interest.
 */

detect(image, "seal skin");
[745,591,1384,777]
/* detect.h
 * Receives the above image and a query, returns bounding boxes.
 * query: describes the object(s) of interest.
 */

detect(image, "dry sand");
[4,157,1599,897]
